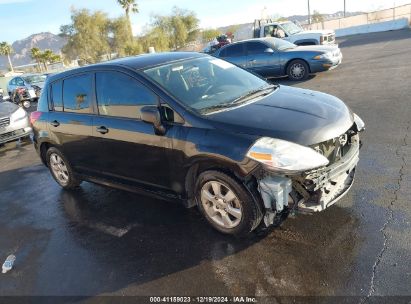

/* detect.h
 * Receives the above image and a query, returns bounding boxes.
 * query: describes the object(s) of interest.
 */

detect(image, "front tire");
[46,147,81,189]
[195,170,263,237]
[287,59,309,81]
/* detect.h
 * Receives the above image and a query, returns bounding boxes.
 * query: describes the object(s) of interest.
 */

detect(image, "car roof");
[47,52,207,83]
[216,37,280,54]
[224,37,280,46]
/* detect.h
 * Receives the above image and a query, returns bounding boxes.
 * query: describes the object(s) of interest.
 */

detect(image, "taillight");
[30,111,42,125]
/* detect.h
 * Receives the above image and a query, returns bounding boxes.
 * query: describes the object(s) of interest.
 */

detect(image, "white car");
[0,102,32,144]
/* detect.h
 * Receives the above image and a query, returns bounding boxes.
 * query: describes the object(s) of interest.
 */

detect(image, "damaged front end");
[250,118,364,227]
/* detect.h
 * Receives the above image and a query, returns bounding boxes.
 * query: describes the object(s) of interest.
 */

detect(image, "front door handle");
[96,126,109,134]
[50,120,60,127]
[249,59,257,63]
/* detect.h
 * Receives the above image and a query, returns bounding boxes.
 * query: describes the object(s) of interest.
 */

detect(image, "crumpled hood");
[206,85,354,146]
[0,101,19,117]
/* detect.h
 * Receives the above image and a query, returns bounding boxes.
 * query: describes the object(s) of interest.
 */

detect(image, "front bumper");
[297,139,359,212]
[0,116,32,144]
[310,53,343,73]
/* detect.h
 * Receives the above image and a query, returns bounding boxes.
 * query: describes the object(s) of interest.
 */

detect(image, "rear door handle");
[50,120,60,127]
[249,59,256,63]
[96,126,109,134]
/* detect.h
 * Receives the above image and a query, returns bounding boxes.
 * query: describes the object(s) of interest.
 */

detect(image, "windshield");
[143,57,272,113]
[23,75,46,84]
[281,21,303,35]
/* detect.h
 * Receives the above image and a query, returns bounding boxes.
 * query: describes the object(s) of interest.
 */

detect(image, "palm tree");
[39,49,61,71]
[31,47,43,72]
[117,0,139,36]
[0,42,14,72]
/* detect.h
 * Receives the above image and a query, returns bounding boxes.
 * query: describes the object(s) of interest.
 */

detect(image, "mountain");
[0,32,66,70]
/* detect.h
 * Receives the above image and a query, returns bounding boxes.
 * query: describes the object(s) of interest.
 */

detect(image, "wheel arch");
[183,157,258,208]
[39,141,54,167]
[284,58,311,74]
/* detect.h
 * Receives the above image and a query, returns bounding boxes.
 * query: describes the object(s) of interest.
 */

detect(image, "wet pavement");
[0,29,410,300]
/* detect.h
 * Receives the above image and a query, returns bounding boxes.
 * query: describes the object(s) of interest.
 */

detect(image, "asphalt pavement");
[0,29,410,302]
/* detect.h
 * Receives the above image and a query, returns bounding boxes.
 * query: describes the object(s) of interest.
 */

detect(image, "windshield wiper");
[230,84,277,104]
[200,103,234,114]
[200,84,278,114]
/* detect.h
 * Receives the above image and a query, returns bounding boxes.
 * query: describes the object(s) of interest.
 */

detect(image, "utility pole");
[344,0,346,17]
[308,0,311,25]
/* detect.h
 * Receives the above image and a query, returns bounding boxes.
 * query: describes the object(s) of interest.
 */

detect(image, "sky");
[0,0,410,43]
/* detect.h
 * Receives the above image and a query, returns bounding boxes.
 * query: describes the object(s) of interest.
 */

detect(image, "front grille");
[311,126,357,164]
[0,117,10,128]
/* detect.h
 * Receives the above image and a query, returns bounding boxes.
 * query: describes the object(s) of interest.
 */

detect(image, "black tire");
[46,147,81,189]
[195,170,263,237]
[287,59,310,81]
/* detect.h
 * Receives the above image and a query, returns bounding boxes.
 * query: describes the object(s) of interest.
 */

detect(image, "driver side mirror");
[141,105,166,135]
[264,48,274,53]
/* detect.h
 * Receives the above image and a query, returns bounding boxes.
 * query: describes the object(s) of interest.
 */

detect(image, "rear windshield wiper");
[230,84,277,104]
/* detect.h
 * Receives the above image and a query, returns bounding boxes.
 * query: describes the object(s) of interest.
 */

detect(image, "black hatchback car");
[31,52,364,236]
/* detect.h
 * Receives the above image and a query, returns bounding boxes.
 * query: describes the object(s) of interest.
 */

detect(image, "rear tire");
[195,170,263,237]
[287,59,309,81]
[46,147,81,189]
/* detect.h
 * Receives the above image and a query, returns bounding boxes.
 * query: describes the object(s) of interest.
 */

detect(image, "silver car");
[0,102,32,144]
[7,74,46,100]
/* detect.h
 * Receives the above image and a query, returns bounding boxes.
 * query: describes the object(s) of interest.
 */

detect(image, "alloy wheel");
[49,153,69,185]
[200,181,242,229]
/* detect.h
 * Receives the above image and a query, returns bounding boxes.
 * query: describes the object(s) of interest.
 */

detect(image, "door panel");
[48,74,94,172]
[89,71,172,191]
[91,116,171,189]
[245,42,281,77]
[47,112,94,172]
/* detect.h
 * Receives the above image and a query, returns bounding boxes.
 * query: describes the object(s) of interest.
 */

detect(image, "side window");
[51,80,63,111]
[63,74,92,114]
[10,78,16,85]
[96,71,158,119]
[247,42,269,55]
[224,44,245,57]
[264,25,276,37]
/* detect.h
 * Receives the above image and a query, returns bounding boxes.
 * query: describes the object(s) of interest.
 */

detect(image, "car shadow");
[267,74,317,86]
[0,164,362,297]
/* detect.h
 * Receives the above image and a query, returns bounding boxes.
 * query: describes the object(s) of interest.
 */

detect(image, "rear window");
[62,74,92,114]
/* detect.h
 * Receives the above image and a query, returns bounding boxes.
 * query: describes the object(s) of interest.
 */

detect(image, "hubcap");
[49,153,69,185]
[201,181,242,229]
[290,63,305,79]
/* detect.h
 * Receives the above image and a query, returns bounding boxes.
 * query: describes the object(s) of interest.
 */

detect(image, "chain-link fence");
[308,3,411,30]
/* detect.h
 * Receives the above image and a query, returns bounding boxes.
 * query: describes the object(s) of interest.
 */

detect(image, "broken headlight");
[353,113,365,132]
[246,137,329,174]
